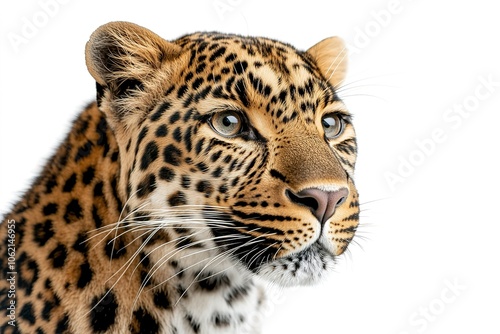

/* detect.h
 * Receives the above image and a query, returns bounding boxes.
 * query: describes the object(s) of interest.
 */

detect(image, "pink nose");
[287,187,348,224]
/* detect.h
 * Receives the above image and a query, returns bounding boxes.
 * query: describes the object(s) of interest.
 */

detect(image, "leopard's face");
[86,22,359,286]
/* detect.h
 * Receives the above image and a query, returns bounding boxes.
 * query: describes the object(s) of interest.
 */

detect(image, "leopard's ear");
[306,37,348,88]
[85,22,184,127]
[86,21,182,88]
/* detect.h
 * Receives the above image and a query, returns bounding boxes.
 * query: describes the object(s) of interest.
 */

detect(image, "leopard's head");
[86,22,359,286]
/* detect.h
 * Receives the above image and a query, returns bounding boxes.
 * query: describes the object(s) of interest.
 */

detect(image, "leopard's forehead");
[175,32,306,63]
[161,32,344,122]
[174,32,332,87]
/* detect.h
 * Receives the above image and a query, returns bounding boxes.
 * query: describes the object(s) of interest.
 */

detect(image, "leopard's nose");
[287,187,348,224]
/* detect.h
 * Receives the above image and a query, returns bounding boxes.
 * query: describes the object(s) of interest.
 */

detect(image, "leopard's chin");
[254,243,336,287]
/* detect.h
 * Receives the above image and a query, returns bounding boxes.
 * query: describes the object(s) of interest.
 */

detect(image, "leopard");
[0,21,360,333]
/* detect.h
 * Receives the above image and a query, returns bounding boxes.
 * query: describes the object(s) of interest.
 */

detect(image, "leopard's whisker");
[326,45,348,90]
[110,198,147,263]
[84,227,154,319]
[132,229,220,296]
[246,240,279,270]
[271,244,283,261]
[132,236,246,309]
[139,232,246,285]
[142,232,251,283]
[172,247,241,305]
[164,233,275,306]
[339,93,387,102]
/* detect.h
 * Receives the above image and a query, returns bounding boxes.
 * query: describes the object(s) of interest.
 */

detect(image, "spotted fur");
[0,22,359,333]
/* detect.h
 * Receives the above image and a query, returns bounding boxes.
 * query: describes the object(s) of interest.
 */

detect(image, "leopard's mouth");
[254,242,336,286]
[206,208,337,286]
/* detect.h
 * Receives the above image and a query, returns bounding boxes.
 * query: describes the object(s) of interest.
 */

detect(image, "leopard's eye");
[210,111,243,137]
[322,114,344,139]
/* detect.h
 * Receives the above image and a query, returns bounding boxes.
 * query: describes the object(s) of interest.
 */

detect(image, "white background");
[1,0,499,333]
